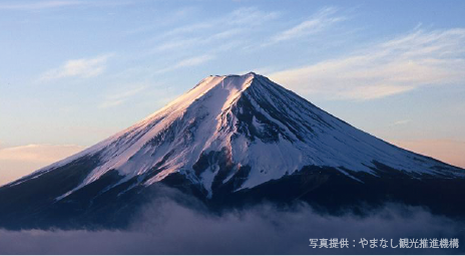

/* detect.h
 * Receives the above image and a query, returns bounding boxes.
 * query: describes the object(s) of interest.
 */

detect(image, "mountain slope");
[1,72,464,229]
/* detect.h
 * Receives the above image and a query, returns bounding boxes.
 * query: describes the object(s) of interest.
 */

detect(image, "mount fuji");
[1,72,464,229]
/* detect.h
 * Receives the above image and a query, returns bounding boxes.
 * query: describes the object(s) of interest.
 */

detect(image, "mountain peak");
[20,72,464,201]
[203,72,262,90]
[213,71,258,78]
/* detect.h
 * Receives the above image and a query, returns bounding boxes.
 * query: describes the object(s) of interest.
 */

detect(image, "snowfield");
[16,72,464,200]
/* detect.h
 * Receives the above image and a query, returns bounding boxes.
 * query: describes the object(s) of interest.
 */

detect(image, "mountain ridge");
[7,72,464,198]
[1,72,464,230]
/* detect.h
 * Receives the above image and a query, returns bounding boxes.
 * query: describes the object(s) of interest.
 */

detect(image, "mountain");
[1,72,464,229]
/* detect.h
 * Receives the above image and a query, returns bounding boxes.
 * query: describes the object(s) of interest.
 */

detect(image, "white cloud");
[227,7,280,26]
[145,7,278,55]
[100,85,147,109]
[153,29,242,53]
[390,119,411,126]
[156,55,215,74]
[270,28,465,100]
[0,1,83,10]
[163,7,277,37]
[175,55,213,68]
[40,54,113,81]
[0,1,131,11]
[271,7,345,43]
[0,144,85,186]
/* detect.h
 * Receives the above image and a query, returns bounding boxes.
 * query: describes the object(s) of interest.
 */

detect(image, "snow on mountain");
[19,72,463,199]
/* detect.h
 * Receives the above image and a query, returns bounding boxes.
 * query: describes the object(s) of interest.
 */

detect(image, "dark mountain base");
[212,166,465,218]
[164,165,465,218]
[1,162,464,230]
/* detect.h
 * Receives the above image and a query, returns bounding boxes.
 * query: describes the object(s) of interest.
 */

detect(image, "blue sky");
[1,0,465,184]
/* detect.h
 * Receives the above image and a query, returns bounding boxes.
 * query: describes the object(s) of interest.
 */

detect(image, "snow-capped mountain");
[0,72,464,229]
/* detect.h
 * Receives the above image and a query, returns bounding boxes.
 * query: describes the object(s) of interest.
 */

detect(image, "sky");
[0,0,464,185]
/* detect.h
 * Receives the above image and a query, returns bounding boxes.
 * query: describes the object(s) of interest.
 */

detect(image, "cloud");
[269,28,465,100]
[144,7,278,55]
[0,1,131,11]
[155,55,215,74]
[271,7,345,43]
[0,144,84,186]
[391,139,465,169]
[152,29,242,53]
[121,7,280,79]
[0,201,462,254]
[0,1,83,10]
[390,119,411,126]
[39,54,112,81]
[227,7,280,26]
[161,7,278,38]
[99,85,147,108]
[173,55,215,68]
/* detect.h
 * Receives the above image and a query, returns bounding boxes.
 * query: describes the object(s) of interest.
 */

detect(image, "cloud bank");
[0,200,463,254]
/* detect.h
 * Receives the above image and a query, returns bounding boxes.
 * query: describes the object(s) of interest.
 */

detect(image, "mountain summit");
[1,72,464,229]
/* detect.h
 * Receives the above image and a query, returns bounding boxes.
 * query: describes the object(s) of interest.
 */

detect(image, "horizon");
[1,0,465,185]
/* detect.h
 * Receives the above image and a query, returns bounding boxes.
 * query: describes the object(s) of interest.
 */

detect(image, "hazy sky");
[1,0,464,185]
